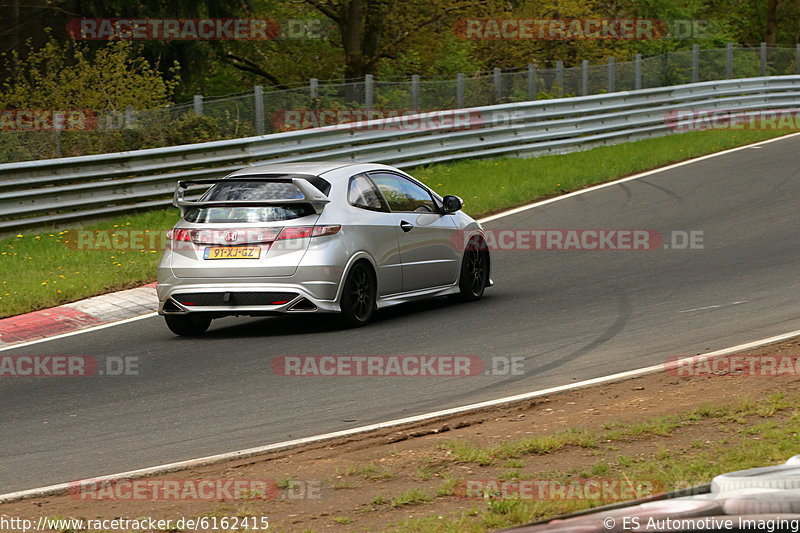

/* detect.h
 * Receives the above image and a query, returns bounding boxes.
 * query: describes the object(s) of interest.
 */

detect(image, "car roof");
[226,161,374,178]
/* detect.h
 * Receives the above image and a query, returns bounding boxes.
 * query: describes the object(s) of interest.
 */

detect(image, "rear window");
[203,181,303,201]
[184,205,315,223]
[184,180,315,223]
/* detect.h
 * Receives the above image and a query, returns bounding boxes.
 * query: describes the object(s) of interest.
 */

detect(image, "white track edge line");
[3,132,799,500]
[0,313,158,353]
[477,131,800,223]
[3,327,799,503]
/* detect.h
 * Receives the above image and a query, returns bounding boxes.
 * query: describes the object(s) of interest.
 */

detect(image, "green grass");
[435,477,460,497]
[342,462,397,480]
[0,209,178,318]
[442,393,794,468]
[276,478,296,490]
[443,428,599,466]
[0,129,788,318]
[387,393,800,533]
[415,464,441,481]
[390,488,432,507]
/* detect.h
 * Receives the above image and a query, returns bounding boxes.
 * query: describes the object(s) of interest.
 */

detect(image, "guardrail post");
[797,45,800,74]
[556,60,564,96]
[607,57,615,92]
[310,78,318,99]
[527,63,536,100]
[365,74,374,110]
[692,44,699,82]
[456,73,465,108]
[726,43,734,78]
[254,85,265,135]
[493,67,502,103]
[582,59,589,95]
[54,123,62,158]
[193,95,203,115]
[761,42,767,76]
[411,74,420,110]
[634,54,642,90]
[124,105,136,128]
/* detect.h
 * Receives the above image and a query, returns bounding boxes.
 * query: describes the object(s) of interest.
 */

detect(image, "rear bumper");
[157,271,342,316]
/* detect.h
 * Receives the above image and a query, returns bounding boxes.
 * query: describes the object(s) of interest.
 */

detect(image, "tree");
[0,0,249,97]
[304,0,485,79]
[764,0,779,46]
[0,38,178,110]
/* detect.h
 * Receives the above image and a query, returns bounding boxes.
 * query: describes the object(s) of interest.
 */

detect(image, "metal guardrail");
[2,76,799,232]
[6,44,797,165]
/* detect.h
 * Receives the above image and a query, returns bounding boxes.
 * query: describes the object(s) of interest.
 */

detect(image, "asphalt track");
[4,136,800,493]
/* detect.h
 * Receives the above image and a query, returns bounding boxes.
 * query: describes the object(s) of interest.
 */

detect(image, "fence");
[2,75,800,233]
[2,43,800,164]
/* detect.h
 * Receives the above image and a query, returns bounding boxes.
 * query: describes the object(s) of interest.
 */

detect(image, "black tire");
[164,314,212,336]
[339,262,376,327]
[452,238,489,302]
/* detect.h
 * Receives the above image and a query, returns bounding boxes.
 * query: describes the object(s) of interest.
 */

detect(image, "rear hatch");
[168,178,325,279]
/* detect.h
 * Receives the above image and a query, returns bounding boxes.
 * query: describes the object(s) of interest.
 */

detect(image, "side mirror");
[442,195,463,214]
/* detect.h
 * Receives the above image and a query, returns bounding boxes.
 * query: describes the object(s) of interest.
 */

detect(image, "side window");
[348,173,388,211]
[369,172,436,213]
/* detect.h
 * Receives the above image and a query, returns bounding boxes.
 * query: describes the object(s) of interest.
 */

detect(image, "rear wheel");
[165,314,212,336]
[452,238,489,302]
[339,262,376,327]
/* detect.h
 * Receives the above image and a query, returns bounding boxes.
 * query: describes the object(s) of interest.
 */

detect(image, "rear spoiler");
[173,177,330,215]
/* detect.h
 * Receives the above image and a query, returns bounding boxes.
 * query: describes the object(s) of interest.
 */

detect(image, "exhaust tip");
[288,298,317,311]
[162,299,184,313]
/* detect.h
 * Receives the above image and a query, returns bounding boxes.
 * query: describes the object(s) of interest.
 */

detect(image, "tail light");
[276,225,341,240]
[276,226,313,240]
[311,225,341,237]
[166,228,192,241]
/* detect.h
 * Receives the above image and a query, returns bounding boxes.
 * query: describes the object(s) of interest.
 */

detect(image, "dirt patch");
[3,339,800,532]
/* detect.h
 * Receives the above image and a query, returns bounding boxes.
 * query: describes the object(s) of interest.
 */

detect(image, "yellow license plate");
[203,246,261,260]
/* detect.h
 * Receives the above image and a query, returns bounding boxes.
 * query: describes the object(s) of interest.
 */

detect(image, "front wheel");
[165,314,212,336]
[452,239,489,302]
[339,263,376,327]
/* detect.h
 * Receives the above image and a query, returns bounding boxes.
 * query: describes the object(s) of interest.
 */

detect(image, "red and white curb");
[0,284,158,348]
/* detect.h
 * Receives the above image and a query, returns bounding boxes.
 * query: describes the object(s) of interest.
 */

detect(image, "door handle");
[400,220,413,232]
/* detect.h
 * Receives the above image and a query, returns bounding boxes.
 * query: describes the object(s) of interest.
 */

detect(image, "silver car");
[157,162,491,335]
